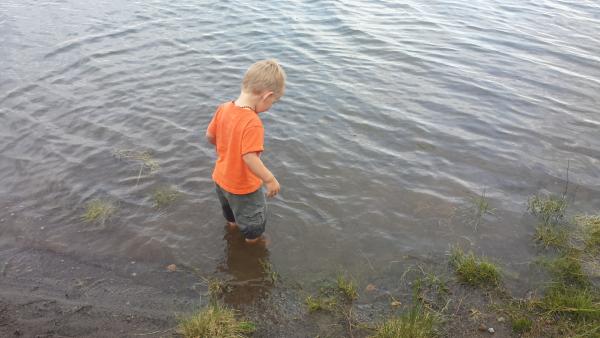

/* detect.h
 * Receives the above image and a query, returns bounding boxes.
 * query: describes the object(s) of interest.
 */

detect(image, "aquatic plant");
[177,304,255,338]
[305,295,336,313]
[113,149,160,185]
[449,247,501,287]
[528,194,567,226]
[337,275,359,301]
[82,199,116,224]
[259,259,278,284]
[534,224,569,249]
[371,302,437,338]
[470,188,495,230]
[152,185,181,209]
[575,215,600,253]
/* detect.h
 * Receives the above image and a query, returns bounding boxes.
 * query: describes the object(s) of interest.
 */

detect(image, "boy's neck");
[234,92,259,111]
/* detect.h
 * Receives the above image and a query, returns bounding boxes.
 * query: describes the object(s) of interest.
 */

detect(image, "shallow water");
[1,0,599,300]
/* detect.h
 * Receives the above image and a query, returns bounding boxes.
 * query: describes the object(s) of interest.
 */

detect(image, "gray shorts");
[215,184,267,239]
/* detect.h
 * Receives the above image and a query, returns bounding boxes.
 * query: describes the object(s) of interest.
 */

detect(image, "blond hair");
[242,59,286,97]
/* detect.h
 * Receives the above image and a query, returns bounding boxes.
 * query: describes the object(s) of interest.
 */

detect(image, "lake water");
[1,0,599,298]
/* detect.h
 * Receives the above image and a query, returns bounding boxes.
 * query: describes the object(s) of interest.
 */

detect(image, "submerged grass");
[259,259,278,284]
[113,149,160,185]
[470,188,495,230]
[152,185,181,209]
[82,199,116,224]
[528,194,567,226]
[305,295,337,313]
[449,247,501,287]
[337,275,359,301]
[178,304,255,338]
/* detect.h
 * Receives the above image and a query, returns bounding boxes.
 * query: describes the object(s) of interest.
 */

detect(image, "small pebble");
[40,226,45,230]
[488,327,495,334]
[497,316,505,322]
[131,272,137,277]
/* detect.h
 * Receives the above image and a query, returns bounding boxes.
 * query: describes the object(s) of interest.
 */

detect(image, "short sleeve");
[241,125,264,155]
[206,105,221,136]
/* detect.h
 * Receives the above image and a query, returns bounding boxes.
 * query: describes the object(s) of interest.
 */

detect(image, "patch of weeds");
[540,284,599,321]
[511,316,532,334]
[152,185,181,209]
[534,224,569,249]
[413,268,449,309]
[449,247,501,287]
[575,215,600,253]
[82,199,116,224]
[470,188,495,230]
[337,275,358,301]
[371,302,437,338]
[544,251,589,288]
[259,259,278,284]
[177,303,255,338]
[113,149,160,185]
[207,278,226,300]
[528,194,567,226]
[305,295,337,313]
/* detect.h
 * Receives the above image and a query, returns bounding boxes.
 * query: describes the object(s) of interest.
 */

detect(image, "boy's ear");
[261,91,274,101]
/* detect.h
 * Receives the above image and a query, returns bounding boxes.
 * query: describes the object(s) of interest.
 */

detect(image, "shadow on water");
[217,226,272,306]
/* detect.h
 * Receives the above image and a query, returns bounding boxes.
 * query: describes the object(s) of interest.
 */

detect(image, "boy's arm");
[206,105,220,145]
[206,131,216,145]
[242,152,280,198]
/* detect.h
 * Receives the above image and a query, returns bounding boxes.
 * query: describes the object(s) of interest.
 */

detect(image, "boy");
[206,59,285,244]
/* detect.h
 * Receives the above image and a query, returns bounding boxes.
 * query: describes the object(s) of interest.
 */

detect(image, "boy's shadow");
[217,227,272,305]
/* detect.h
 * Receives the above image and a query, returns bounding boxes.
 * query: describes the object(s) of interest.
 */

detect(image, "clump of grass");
[152,186,180,209]
[82,199,116,224]
[511,316,532,333]
[305,295,337,313]
[371,302,437,338]
[259,259,278,284]
[534,224,569,249]
[575,215,600,253]
[539,284,599,321]
[470,188,495,230]
[528,194,567,226]
[207,278,226,300]
[113,149,160,185]
[544,251,589,288]
[337,275,358,301]
[178,304,255,338]
[449,247,501,287]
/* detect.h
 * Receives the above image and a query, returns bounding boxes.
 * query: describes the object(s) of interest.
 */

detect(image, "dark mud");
[0,240,522,338]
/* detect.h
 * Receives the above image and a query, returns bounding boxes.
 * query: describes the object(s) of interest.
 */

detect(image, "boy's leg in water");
[226,188,268,244]
[215,184,236,229]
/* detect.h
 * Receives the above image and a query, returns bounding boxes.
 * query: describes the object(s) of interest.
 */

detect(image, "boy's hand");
[264,176,280,198]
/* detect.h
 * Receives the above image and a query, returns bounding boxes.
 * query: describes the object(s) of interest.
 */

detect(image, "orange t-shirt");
[207,101,264,194]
